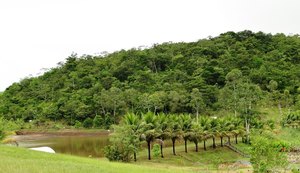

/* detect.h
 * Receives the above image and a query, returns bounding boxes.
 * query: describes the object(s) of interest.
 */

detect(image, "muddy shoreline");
[15,129,111,136]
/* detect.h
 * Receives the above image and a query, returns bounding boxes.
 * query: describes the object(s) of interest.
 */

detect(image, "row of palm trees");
[120,112,245,161]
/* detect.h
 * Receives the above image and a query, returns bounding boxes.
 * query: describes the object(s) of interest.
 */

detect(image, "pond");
[13,132,180,158]
[14,133,110,158]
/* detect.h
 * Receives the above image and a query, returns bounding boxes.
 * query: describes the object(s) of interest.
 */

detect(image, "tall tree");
[189,88,205,123]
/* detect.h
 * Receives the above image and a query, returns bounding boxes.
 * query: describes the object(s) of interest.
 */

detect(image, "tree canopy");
[1,30,300,126]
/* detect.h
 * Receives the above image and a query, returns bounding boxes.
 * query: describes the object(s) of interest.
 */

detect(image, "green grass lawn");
[0,141,252,173]
[0,145,192,173]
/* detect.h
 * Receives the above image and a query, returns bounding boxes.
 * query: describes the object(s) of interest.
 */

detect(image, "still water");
[15,134,110,158]
[14,133,178,158]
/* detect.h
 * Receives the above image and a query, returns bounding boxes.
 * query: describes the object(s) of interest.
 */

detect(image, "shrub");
[250,137,288,173]
[0,118,6,141]
[93,115,103,128]
[74,120,82,128]
[83,118,93,128]
[152,144,160,157]
[104,145,122,161]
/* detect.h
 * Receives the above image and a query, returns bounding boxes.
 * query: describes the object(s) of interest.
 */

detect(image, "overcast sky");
[0,0,300,91]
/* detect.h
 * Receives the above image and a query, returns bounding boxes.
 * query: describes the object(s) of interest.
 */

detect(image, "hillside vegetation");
[1,30,300,126]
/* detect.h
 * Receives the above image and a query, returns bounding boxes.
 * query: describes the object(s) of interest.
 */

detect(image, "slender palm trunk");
[228,136,231,145]
[172,138,176,155]
[195,141,198,152]
[184,139,188,153]
[160,144,164,158]
[235,135,238,144]
[203,140,207,150]
[147,141,151,160]
[134,152,137,162]
[220,136,223,147]
[212,137,216,148]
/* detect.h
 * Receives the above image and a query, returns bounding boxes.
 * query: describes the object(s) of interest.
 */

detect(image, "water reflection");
[15,134,109,157]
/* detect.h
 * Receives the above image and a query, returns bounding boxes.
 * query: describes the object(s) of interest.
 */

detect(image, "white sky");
[0,0,300,91]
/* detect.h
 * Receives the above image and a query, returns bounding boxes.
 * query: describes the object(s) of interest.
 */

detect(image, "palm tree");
[218,118,229,147]
[180,114,193,153]
[140,112,158,160]
[225,117,235,145]
[210,118,219,149]
[123,113,141,162]
[231,117,244,144]
[200,116,211,151]
[189,122,202,152]
[156,113,170,158]
[169,114,182,155]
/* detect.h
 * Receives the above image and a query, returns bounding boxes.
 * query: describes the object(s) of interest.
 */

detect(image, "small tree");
[93,115,103,128]
[83,117,93,128]
[104,125,141,162]
[189,88,205,123]
[0,117,6,141]
[250,137,288,173]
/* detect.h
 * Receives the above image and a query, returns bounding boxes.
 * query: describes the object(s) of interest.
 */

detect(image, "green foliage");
[2,31,300,126]
[104,145,123,161]
[152,144,160,157]
[83,117,93,128]
[104,125,141,162]
[250,136,288,173]
[74,120,82,128]
[93,115,103,128]
[0,121,5,141]
[282,111,300,128]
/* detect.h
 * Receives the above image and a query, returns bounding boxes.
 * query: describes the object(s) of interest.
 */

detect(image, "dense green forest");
[1,30,300,127]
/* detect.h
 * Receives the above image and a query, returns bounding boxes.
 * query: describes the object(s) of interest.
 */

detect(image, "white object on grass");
[29,147,55,153]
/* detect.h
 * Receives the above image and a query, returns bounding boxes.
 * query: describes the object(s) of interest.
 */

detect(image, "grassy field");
[0,142,252,173]
[0,145,193,173]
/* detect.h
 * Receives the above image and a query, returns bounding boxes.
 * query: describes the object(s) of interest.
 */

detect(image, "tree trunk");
[160,144,164,158]
[184,139,188,153]
[203,140,207,151]
[195,141,198,152]
[278,102,282,116]
[228,136,231,145]
[220,136,223,147]
[113,106,116,124]
[235,135,238,144]
[212,137,216,148]
[234,84,237,117]
[147,141,151,160]
[172,138,176,155]
[134,152,137,162]
[245,118,250,144]
[196,109,199,123]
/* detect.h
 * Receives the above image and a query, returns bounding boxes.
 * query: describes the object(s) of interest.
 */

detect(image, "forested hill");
[1,30,300,126]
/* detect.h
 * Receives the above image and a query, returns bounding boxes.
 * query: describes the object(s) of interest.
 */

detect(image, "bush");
[74,120,82,128]
[0,129,5,141]
[104,125,140,162]
[104,145,122,161]
[0,118,6,141]
[152,144,160,157]
[250,137,288,173]
[83,118,93,128]
[93,115,103,128]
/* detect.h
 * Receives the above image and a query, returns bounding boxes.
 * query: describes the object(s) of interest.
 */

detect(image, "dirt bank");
[15,129,111,136]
